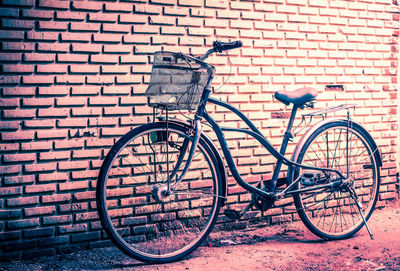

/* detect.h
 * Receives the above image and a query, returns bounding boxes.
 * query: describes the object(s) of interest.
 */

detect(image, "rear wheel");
[293,121,380,239]
[97,122,223,263]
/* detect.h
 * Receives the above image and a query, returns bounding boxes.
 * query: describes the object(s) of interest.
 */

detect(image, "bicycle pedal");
[223,209,241,220]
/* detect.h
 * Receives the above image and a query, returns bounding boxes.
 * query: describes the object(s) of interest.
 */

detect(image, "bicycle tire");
[292,121,380,240]
[96,122,223,263]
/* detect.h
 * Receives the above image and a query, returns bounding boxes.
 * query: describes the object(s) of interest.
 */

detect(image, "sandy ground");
[1,201,399,271]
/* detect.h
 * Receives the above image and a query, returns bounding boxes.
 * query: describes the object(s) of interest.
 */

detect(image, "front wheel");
[96,122,223,263]
[293,121,380,240]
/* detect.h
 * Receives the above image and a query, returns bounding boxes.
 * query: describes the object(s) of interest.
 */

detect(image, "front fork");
[169,119,202,189]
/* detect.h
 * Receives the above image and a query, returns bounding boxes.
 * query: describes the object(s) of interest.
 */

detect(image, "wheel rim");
[297,125,379,238]
[101,127,220,260]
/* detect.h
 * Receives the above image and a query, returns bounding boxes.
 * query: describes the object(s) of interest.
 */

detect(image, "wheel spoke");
[294,123,379,239]
[97,125,221,262]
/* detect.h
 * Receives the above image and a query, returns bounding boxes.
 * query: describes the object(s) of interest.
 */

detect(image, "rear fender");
[287,118,382,184]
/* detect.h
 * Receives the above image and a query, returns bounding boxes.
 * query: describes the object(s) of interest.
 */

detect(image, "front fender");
[287,117,382,184]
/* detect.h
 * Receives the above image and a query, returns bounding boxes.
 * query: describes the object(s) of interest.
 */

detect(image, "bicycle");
[96,40,382,263]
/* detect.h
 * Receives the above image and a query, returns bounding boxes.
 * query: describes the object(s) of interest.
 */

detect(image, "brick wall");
[0,0,399,260]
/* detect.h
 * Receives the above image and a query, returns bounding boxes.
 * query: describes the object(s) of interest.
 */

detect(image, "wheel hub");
[151,185,172,202]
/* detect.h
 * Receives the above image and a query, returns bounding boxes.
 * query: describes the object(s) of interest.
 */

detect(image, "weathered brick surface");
[0,0,399,261]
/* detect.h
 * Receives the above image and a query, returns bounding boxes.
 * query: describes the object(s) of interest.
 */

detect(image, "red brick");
[1,130,35,141]
[22,75,54,85]
[72,44,102,53]
[133,25,159,34]
[55,11,86,21]
[70,22,101,32]
[0,187,22,196]
[104,107,132,116]
[88,13,118,23]
[75,212,98,222]
[24,163,57,173]
[7,196,39,207]
[89,54,118,64]
[37,108,69,117]
[55,97,86,107]
[23,53,55,63]
[135,4,162,14]
[22,9,54,19]
[38,21,68,31]
[2,42,35,51]
[70,107,102,117]
[104,2,133,12]
[39,151,70,161]
[71,170,98,180]
[3,153,36,163]
[73,191,96,201]
[0,98,17,109]
[59,181,89,192]
[25,183,57,194]
[101,65,130,74]
[21,142,52,151]
[71,1,103,11]
[58,223,88,234]
[3,109,35,119]
[24,206,56,216]
[0,30,24,40]
[0,165,21,175]
[2,19,35,29]
[70,86,101,95]
[0,53,21,62]
[88,97,118,106]
[38,172,69,182]
[69,65,99,74]
[36,64,68,74]
[41,194,72,204]
[57,53,87,63]
[4,176,34,185]
[42,215,72,225]
[38,0,69,9]
[72,149,101,159]
[0,76,20,85]
[26,31,58,41]
[7,218,39,230]
[102,24,131,33]
[92,33,122,43]
[58,161,89,171]
[55,75,85,84]
[36,130,68,139]
[0,142,19,151]
[22,99,55,110]
[37,86,69,96]
[103,44,131,53]
[0,8,19,17]
[54,139,84,150]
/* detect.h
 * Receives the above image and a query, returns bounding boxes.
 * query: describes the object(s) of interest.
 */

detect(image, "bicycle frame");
[189,88,347,200]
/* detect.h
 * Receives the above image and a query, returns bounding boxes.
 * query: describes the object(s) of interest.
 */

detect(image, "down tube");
[203,112,275,197]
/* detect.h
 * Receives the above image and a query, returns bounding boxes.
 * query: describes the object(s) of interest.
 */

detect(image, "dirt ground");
[1,201,399,271]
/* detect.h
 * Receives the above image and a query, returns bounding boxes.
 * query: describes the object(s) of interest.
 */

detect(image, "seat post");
[265,105,298,192]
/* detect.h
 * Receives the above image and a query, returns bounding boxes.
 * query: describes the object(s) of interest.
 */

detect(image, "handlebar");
[197,40,242,61]
[213,40,242,53]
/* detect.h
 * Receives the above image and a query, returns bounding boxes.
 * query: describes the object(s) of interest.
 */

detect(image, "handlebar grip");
[213,40,242,53]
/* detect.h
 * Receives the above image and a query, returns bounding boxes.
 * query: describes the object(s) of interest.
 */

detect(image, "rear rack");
[294,104,356,136]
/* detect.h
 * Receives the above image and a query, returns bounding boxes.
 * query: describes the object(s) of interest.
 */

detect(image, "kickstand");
[348,187,374,240]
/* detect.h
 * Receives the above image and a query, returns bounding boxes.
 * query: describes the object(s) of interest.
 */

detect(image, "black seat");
[274,87,318,107]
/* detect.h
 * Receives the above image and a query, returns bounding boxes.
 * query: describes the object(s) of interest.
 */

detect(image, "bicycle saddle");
[274,87,318,107]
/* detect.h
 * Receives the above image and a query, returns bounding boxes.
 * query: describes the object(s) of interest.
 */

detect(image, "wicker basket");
[145,52,212,111]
